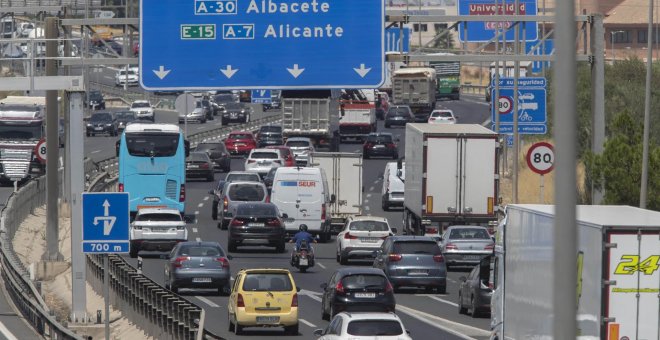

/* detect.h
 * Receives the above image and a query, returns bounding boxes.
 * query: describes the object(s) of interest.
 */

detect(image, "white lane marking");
[197,202,204,208]
[317,262,326,269]
[196,296,220,308]
[366,193,372,198]
[91,150,101,154]
[0,321,18,340]
[103,75,113,80]
[447,278,457,284]
[369,186,374,191]
[298,289,322,302]
[373,180,379,184]
[203,196,209,201]
[195,237,201,242]
[194,211,200,215]
[416,294,458,307]
[192,228,198,233]
[299,319,317,328]
[396,305,489,339]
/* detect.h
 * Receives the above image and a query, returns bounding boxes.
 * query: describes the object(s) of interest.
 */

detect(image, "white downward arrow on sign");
[220,65,238,79]
[153,66,171,80]
[353,64,371,78]
[287,64,305,78]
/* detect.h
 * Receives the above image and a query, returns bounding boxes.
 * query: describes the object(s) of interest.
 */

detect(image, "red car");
[265,145,295,166]
[224,131,257,156]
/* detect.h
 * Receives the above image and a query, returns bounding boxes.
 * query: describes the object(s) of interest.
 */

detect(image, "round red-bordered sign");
[526,142,554,175]
[35,139,47,162]
[498,96,513,114]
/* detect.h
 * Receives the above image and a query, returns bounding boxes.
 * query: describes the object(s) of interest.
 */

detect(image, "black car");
[227,203,286,253]
[362,133,398,159]
[257,125,284,147]
[193,142,231,172]
[263,167,277,193]
[458,257,493,318]
[384,106,414,128]
[213,93,236,113]
[320,267,396,320]
[185,151,215,181]
[221,102,251,125]
[86,112,117,137]
[87,90,106,110]
[114,111,136,133]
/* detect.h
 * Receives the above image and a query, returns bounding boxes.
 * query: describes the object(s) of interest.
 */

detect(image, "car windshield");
[432,111,453,118]
[346,320,403,336]
[125,132,180,157]
[250,152,278,159]
[260,126,282,133]
[89,92,102,100]
[227,184,265,201]
[236,204,277,216]
[115,112,135,121]
[214,94,234,102]
[178,245,224,257]
[286,140,310,147]
[366,134,393,143]
[187,152,209,162]
[393,241,441,255]
[242,273,293,292]
[449,228,491,240]
[90,113,112,122]
[135,213,182,222]
[342,274,387,289]
[131,102,150,108]
[349,221,389,232]
[118,70,134,76]
[229,134,251,140]
[225,103,243,110]
[226,173,260,182]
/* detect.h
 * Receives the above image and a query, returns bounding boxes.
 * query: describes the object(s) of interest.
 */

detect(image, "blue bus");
[117,123,189,217]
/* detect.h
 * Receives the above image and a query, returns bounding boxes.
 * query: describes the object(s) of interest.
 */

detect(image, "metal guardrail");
[89,80,176,110]
[461,84,488,96]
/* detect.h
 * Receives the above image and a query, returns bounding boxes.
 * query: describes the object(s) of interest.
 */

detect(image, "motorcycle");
[291,240,315,273]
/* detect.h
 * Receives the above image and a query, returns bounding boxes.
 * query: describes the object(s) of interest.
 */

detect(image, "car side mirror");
[406,330,411,336]
[115,140,120,157]
[391,228,398,234]
[313,329,324,336]
[226,255,233,260]
[282,213,288,219]
[296,287,301,292]
[459,276,467,282]
[320,283,328,290]
[395,138,400,142]
[378,172,384,179]
[438,236,443,241]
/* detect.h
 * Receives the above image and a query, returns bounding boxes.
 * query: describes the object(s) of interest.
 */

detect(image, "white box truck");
[402,124,499,235]
[310,152,362,232]
[491,204,660,340]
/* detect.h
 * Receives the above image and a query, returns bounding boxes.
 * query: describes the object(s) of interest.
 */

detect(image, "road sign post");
[140,0,385,90]
[526,142,555,202]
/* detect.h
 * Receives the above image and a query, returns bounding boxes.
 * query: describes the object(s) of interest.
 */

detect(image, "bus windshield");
[125,133,180,157]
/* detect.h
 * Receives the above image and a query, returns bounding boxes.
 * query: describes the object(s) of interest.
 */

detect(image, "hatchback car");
[285,137,315,165]
[373,236,447,293]
[227,203,287,252]
[228,268,299,335]
[320,268,395,320]
[114,110,136,133]
[130,100,155,121]
[428,109,458,124]
[336,216,396,265]
[266,146,295,166]
[439,225,494,269]
[362,133,398,159]
[224,131,257,156]
[257,125,284,147]
[185,151,215,182]
[209,171,262,220]
[314,312,412,340]
[384,106,413,128]
[129,208,188,258]
[86,112,117,137]
[194,142,231,172]
[163,241,232,295]
[218,181,269,229]
[458,257,493,318]
[222,102,251,125]
[244,148,284,176]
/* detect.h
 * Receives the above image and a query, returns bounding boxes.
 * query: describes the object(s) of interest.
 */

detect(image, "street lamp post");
[611,30,625,62]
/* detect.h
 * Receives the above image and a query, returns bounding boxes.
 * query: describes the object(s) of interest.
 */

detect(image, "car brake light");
[230,219,245,226]
[215,257,230,268]
[118,183,124,192]
[247,160,256,164]
[223,197,229,211]
[433,254,445,263]
[445,243,458,250]
[484,244,495,251]
[388,254,402,262]
[384,281,393,293]
[200,163,209,169]
[321,203,326,220]
[335,281,345,295]
[426,227,438,235]
[364,142,374,149]
[173,256,190,268]
[386,143,396,149]
[237,293,245,307]
[265,195,270,203]
[344,232,358,240]
[179,184,185,202]
[291,293,299,307]
[266,218,280,227]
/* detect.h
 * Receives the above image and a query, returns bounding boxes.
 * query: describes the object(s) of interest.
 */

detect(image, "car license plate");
[151,227,168,232]
[360,237,379,243]
[283,218,295,223]
[95,127,103,131]
[256,316,280,324]
[408,269,428,275]
[192,278,211,283]
[187,164,199,169]
[248,222,264,227]
[235,143,245,146]
[464,255,481,260]
[299,258,308,266]
[374,144,385,148]
[354,292,376,298]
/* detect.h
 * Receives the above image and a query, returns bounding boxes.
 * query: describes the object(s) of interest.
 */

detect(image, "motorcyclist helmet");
[299,224,308,232]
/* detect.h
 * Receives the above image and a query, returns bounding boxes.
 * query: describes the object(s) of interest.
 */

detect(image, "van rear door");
[272,175,300,232]
[294,176,324,233]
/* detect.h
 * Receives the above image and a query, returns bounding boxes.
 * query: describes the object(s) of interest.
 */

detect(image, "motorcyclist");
[289,224,317,265]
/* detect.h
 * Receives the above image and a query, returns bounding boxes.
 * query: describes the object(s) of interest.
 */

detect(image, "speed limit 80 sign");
[526,142,554,175]
[35,139,47,162]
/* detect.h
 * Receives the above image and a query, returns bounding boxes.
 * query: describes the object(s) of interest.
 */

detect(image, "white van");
[381,161,405,211]
[270,167,334,242]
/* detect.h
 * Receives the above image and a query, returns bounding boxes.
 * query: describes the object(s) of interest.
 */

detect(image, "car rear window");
[227,184,266,201]
[393,241,441,255]
[242,273,293,291]
[432,111,453,118]
[346,320,403,336]
[349,221,389,232]
[135,213,182,222]
[388,107,410,116]
[260,126,282,133]
[341,274,387,289]
[286,140,310,147]
[250,152,279,159]
[229,134,251,140]
[449,228,491,240]
[236,204,277,216]
[188,153,208,162]
[178,245,224,257]
[366,135,393,143]
[91,113,112,121]
[226,174,261,182]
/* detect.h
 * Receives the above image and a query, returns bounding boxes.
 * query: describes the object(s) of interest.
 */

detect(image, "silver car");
[217,181,268,229]
[163,241,232,295]
[284,137,315,165]
[439,225,494,269]
[373,236,447,293]
[179,107,206,123]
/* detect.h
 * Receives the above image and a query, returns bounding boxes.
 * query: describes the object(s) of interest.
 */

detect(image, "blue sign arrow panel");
[526,39,554,73]
[458,0,538,42]
[251,89,272,103]
[82,193,130,254]
[141,0,385,90]
[385,27,410,53]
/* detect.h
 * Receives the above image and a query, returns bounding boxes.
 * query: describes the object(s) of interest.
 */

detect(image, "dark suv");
[194,142,231,172]
[86,112,117,137]
[87,90,106,110]
[384,106,414,128]
[227,203,286,252]
[256,125,284,147]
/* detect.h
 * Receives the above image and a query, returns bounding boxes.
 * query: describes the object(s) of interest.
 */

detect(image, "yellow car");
[228,268,299,335]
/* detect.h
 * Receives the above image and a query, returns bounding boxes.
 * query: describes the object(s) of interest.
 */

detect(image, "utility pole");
[590,15,605,204]
[640,0,654,208]
[512,0,520,203]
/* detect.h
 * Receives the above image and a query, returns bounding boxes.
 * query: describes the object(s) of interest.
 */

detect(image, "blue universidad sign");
[458,0,538,43]
[385,27,410,53]
[490,77,547,135]
[82,193,130,254]
[140,0,385,90]
[251,89,272,104]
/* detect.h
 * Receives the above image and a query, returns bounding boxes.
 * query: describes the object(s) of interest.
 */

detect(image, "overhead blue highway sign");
[490,77,547,135]
[526,39,554,73]
[251,89,272,104]
[458,0,538,42]
[82,193,130,254]
[140,0,385,90]
[385,27,410,53]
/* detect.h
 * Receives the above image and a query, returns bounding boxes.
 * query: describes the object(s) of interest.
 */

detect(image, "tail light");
[426,227,438,235]
[223,197,229,211]
[118,183,124,192]
[321,203,326,220]
[384,281,393,293]
[364,142,374,149]
[173,256,190,268]
[215,257,230,268]
[265,195,270,203]
[179,184,185,202]
[380,235,389,240]
[265,218,280,227]
[386,143,396,149]
[344,232,358,240]
[388,254,402,262]
[200,163,209,169]
[484,244,495,251]
[237,293,245,307]
[291,293,298,307]
[433,254,445,263]
[300,250,308,257]
[445,243,458,250]
[247,160,256,164]
[335,281,345,295]
[230,219,245,227]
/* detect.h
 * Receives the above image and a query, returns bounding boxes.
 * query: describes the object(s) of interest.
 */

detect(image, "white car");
[285,137,315,166]
[129,208,188,258]
[115,68,139,87]
[314,312,412,340]
[428,109,457,124]
[244,148,284,176]
[336,216,395,265]
[130,100,155,121]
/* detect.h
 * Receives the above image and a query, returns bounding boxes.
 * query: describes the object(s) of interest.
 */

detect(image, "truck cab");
[0,96,46,183]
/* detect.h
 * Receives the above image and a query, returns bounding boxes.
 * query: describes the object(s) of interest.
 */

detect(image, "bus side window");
[115,140,120,157]
[184,140,190,157]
